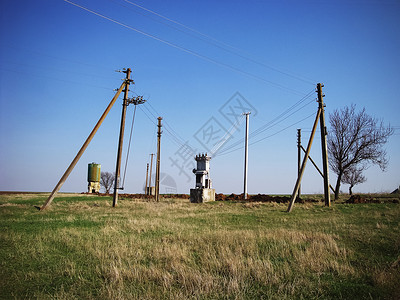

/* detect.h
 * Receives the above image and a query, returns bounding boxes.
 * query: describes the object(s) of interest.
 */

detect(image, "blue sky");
[1,0,399,194]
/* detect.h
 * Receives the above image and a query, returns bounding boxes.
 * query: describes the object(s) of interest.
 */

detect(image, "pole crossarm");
[40,80,127,210]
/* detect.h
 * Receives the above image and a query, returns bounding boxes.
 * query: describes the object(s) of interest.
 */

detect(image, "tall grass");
[0,194,399,299]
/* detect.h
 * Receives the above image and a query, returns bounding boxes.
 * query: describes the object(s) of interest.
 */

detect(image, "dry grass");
[0,193,399,299]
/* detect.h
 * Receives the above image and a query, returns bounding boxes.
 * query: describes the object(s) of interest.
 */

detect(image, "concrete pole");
[40,80,127,210]
[287,107,322,212]
[145,163,149,195]
[243,112,250,200]
[113,68,132,207]
[317,83,331,207]
[297,129,301,200]
[149,153,154,188]
[155,117,162,202]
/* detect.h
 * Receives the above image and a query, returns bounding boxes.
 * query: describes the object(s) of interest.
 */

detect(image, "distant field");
[1,193,399,299]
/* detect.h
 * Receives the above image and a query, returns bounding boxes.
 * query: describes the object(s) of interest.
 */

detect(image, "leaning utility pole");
[297,128,301,199]
[317,83,331,207]
[113,68,133,207]
[40,73,128,210]
[287,83,331,212]
[155,117,162,202]
[243,112,250,200]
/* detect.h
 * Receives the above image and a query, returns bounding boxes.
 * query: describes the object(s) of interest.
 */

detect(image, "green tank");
[88,163,101,182]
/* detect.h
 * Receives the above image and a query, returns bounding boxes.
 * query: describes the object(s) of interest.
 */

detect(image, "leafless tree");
[100,171,115,194]
[328,105,393,199]
[342,165,366,195]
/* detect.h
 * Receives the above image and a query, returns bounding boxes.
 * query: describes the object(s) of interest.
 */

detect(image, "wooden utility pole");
[297,128,301,200]
[243,112,250,200]
[145,163,149,194]
[113,68,133,207]
[317,83,331,207]
[40,76,128,211]
[155,117,162,202]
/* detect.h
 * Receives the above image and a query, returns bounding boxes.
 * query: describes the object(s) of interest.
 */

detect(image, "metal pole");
[317,83,331,207]
[155,117,162,202]
[40,80,127,210]
[113,68,132,207]
[243,112,250,200]
[145,163,149,195]
[287,107,322,212]
[297,128,301,200]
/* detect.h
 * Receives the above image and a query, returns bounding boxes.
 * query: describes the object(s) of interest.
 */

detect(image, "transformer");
[190,153,215,203]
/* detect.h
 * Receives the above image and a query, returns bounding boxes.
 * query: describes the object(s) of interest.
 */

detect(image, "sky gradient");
[1,0,399,195]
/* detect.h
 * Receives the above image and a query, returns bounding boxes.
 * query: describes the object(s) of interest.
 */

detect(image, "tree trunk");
[334,172,342,200]
[349,184,353,195]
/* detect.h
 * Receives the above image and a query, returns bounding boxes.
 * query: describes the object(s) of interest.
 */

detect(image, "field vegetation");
[1,193,399,299]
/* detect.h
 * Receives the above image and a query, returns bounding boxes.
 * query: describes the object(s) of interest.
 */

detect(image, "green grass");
[0,193,399,299]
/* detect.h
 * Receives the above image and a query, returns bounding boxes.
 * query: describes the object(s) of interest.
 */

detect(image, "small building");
[190,154,215,203]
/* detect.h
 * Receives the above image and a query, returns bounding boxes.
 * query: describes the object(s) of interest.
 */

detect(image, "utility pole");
[155,117,162,202]
[243,112,250,200]
[113,68,133,207]
[40,73,128,210]
[145,163,149,195]
[287,106,322,212]
[297,128,301,200]
[287,83,331,212]
[317,83,331,207]
[149,153,154,193]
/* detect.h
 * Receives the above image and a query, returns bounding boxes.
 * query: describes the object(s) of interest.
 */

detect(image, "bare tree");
[342,165,366,195]
[100,172,115,194]
[328,105,393,199]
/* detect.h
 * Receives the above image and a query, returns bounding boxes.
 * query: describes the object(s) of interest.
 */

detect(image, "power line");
[63,0,308,96]
[217,90,315,154]
[120,0,315,85]
[216,112,316,157]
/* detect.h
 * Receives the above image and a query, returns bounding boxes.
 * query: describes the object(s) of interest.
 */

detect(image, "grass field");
[1,193,399,299]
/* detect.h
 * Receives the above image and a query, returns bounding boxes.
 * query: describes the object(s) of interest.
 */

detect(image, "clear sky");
[1,0,399,195]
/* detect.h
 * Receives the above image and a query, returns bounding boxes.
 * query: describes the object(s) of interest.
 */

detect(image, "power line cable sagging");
[216,90,316,156]
[121,0,316,85]
[63,0,312,95]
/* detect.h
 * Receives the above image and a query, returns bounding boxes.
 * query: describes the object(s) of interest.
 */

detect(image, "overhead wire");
[120,0,316,85]
[145,100,187,145]
[141,103,187,148]
[216,89,315,155]
[138,104,187,150]
[63,0,308,96]
[121,104,137,189]
[216,111,316,157]
[210,114,245,155]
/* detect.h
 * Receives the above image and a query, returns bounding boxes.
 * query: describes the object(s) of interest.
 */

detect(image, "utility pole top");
[242,112,251,115]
